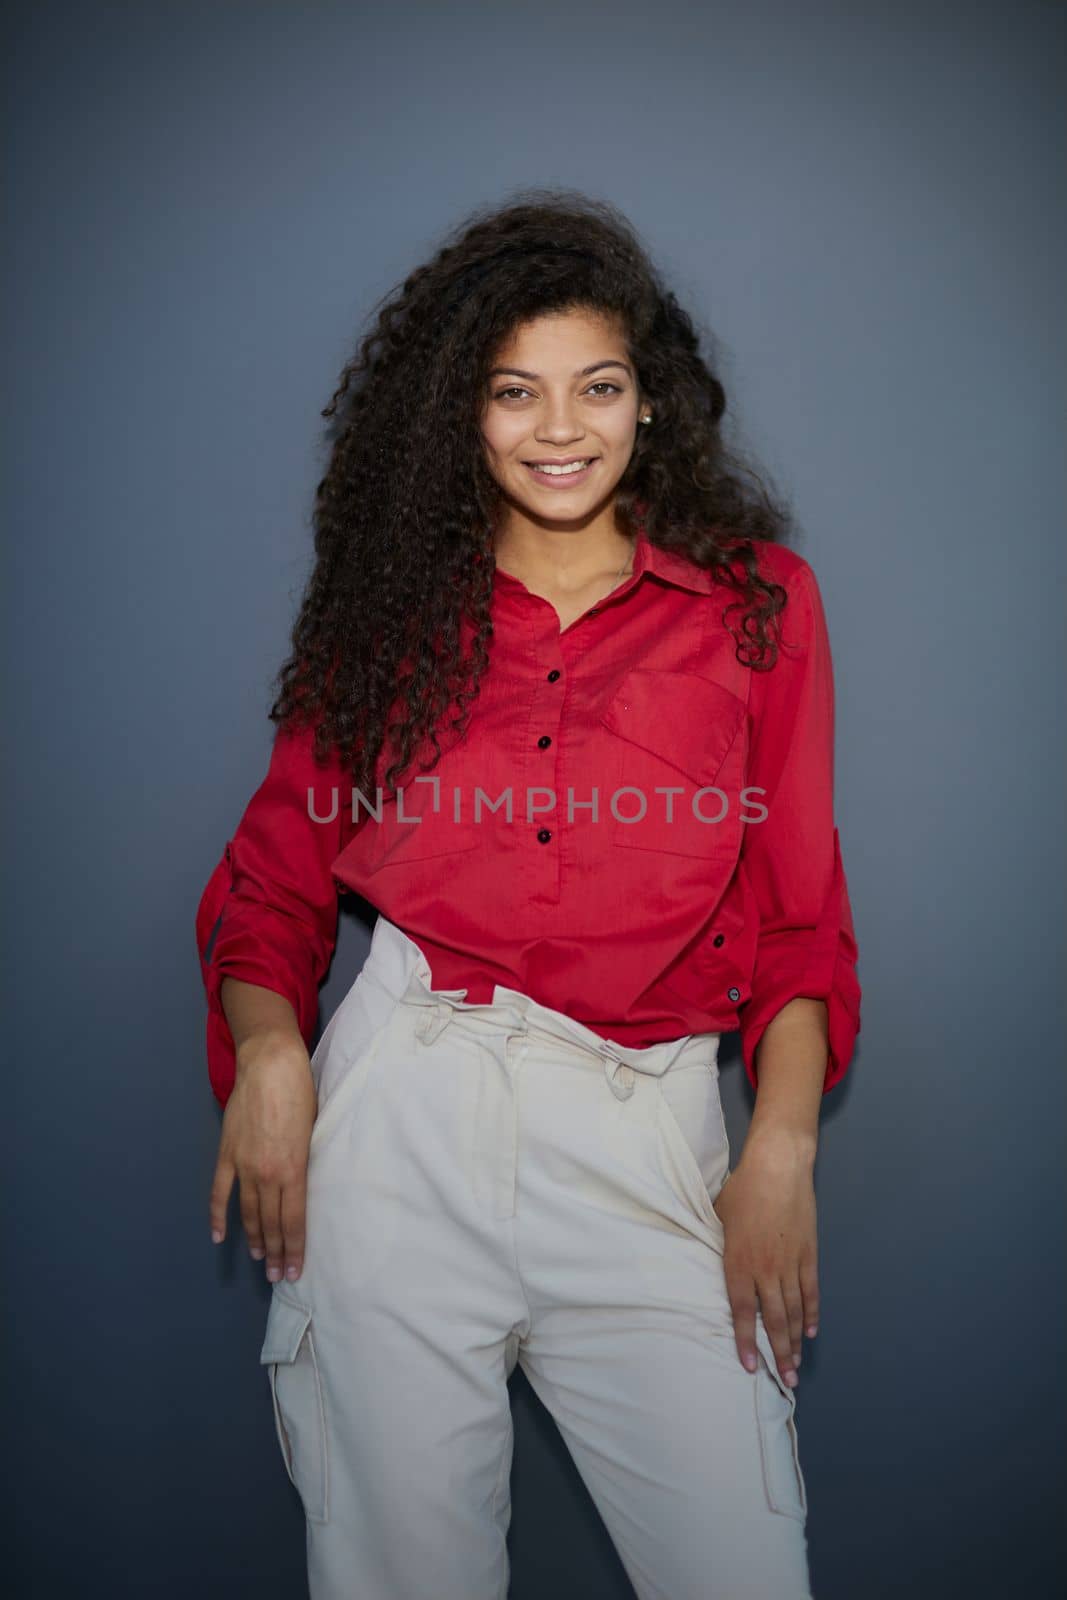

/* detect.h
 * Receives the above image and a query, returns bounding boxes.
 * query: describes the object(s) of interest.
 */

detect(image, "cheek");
[604,412,639,452]
[480,420,522,468]
[479,436,512,486]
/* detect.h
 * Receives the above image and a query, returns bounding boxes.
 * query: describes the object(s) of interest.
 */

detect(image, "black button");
[712,934,725,948]
[536,828,552,843]
[537,735,552,749]
[588,608,599,616]
[547,669,561,682]
[727,986,741,1002]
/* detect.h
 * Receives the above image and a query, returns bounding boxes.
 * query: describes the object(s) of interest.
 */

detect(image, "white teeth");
[527,459,591,476]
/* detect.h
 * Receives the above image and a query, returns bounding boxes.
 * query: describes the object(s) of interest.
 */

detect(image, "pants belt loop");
[497,1023,528,1220]
[601,1046,636,1101]
[416,998,454,1046]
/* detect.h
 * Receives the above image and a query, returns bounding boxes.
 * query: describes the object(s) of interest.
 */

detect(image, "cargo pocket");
[259,1290,329,1524]
[752,1321,808,1523]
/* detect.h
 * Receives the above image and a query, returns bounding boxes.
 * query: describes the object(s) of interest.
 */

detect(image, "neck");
[493,512,636,590]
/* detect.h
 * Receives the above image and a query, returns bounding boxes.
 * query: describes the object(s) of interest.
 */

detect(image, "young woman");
[196,191,861,1600]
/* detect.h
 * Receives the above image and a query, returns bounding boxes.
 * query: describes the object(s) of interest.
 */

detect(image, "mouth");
[522,456,598,487]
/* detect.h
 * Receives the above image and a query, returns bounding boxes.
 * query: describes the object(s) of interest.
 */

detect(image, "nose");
[534,397,586,444]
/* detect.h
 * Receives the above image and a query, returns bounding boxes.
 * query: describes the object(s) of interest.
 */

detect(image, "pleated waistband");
[360,915,720,1102]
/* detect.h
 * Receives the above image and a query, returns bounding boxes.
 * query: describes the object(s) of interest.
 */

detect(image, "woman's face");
[480,307,645,526]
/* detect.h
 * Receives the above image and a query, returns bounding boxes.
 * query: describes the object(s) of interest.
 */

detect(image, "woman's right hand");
[209,1020,318,1285]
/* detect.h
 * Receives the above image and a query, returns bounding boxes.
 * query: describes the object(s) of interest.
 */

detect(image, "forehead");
[492,307,627,364]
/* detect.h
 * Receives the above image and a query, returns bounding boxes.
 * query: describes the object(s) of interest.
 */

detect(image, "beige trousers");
[258,915,812,1598]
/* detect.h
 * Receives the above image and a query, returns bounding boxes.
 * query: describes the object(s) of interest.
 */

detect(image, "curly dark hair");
[270,187,793,795]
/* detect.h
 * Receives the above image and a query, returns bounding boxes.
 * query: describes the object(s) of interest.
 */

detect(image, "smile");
[523,458,598,486]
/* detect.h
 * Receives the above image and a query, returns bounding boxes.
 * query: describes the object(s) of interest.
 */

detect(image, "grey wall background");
[5,0,1064,1594]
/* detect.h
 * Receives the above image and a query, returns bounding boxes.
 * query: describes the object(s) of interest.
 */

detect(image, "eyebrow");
[487,360,632,380]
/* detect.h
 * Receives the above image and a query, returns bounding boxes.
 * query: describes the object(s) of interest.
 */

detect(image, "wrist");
[742,1118,818,1171]
[234,1022,307,1074]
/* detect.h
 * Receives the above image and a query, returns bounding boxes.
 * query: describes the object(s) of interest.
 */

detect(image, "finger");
[260,1180,285,1280]
[239,1173,266,1261]
[799,1251,820,1340]
[759,1279,798,1387]
[727,1270,760,1374]
[782,1273,806,1368]
[209,1150,236,1244]
[281,1167,309,1281]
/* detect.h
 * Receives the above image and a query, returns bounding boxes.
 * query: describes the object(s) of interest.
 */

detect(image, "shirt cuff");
[739,970,860,1095]
[204,952,317,1109]
[738,830,861,1095]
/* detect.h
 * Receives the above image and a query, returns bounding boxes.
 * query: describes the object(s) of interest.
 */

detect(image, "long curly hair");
[270,188,793,795]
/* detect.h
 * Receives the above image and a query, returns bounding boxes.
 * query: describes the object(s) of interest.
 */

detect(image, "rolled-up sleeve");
[737,555,861,1094]
[194,718,351,1108]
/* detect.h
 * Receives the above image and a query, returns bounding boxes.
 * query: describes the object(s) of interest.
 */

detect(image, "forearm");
[220,976,306,1073]
[746,997,828,1159]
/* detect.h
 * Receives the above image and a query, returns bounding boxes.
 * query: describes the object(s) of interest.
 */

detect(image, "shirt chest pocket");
[597,668,748,861]
[356,776,482,873]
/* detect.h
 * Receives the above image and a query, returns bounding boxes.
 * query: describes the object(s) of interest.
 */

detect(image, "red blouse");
[196,526,861,1110]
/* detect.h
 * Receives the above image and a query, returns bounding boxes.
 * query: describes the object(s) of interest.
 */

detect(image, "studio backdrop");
[5,2,1064,1596]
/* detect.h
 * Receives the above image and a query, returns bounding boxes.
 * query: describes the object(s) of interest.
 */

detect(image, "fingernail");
[743,1351,757,1372]
[806,1324,818,1338]
[784,1369,798,1387]
[266,1266,281,1282]
[211,1229,223,1244]
[250,1247,266,1261]
[285,1264,300,1280]
[793,1351,802,1367]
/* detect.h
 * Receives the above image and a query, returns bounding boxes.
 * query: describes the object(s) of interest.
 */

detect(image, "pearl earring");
[641,414,652,425]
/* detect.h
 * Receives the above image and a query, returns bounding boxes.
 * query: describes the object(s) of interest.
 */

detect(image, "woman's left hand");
[711,1124,819,1387]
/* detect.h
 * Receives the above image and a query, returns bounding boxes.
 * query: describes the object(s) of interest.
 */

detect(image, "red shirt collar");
[632,525,717,594]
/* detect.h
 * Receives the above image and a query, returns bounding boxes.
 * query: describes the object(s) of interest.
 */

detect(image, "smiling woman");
[479,311,656,620]
[484,318,644,526]
[487,350,635,490]
[196,186,859,1600]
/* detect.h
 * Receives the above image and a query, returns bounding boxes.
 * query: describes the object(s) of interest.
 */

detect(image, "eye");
[491,381,625,402]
